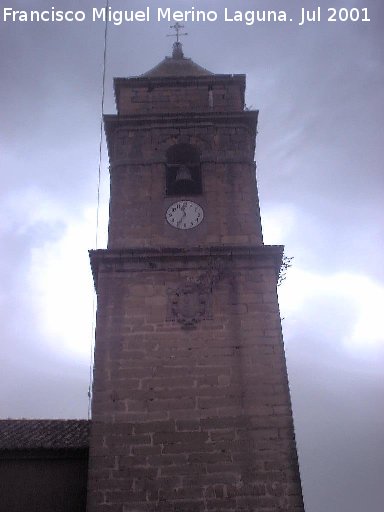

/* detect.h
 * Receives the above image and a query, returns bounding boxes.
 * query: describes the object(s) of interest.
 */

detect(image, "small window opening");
[208,85,214,109]
[166,144,202,196]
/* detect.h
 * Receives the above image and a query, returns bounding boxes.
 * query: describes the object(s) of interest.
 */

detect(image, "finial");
[167,22,187,58]
[172,42,184,59]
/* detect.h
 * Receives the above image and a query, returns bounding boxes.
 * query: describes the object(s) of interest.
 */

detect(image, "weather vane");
[167,22,188,43]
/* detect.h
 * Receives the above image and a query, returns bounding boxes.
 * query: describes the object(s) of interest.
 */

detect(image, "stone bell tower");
[87,42,305,512]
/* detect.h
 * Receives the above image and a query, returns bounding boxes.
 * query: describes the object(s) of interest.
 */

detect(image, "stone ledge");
[89,245,284,290]
[104,110,258,129]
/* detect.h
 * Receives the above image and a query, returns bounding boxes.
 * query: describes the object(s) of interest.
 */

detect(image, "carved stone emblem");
[166,259,226,329]
[167,282,211,329]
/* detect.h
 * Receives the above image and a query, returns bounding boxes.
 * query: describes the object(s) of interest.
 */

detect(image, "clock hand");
[176,203,188,227]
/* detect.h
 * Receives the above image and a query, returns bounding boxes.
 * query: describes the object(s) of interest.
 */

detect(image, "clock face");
[166,201,204,230]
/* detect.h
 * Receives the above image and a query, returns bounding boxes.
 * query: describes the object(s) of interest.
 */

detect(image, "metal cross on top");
[167,22,188,43]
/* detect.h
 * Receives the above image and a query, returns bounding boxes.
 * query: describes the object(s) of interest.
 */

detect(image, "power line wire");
[88,0,109,420]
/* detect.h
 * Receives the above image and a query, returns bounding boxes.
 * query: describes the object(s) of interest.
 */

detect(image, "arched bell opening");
[165,143,202,196]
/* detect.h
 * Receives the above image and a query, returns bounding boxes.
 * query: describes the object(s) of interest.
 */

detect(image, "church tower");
[87,42,305,512]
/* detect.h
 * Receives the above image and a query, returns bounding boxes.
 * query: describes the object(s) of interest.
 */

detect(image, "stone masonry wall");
[115,77,244,115]
[106,115,263,249]
[87,250,304,512]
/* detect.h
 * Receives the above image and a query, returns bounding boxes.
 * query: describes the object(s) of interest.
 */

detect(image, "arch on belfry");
[165,143,202,196]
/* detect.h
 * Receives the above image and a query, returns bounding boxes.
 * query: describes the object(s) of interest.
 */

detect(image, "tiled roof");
[0,420,90,450]
[142,43,212,78]
[143,56,213,77]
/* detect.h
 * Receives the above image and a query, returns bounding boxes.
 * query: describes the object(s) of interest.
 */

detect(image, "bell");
[174,165,193,184]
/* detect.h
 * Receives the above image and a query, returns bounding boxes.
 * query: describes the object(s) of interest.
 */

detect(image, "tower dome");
[142,42,213,77]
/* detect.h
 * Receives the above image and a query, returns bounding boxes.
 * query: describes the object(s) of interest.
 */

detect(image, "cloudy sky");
[1,0,383,510]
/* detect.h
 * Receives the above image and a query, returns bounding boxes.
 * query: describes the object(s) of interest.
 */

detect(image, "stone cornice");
[89,245,284,291]
[114,74,246,87]
[104,111,257,131]
[104,111,258,160]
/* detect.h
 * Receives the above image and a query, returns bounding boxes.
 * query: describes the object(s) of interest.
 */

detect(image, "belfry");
[87,41,305,511]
